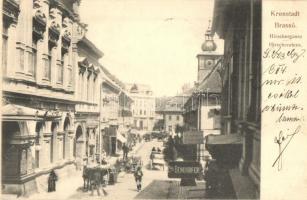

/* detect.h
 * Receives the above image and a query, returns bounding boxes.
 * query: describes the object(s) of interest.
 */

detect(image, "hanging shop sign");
[168,161,202,178]
[182,131,204,144]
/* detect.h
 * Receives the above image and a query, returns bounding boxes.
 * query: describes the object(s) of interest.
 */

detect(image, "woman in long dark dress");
[48,170,58,192]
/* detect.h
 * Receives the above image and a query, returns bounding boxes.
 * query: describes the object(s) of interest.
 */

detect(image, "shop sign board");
[168,161,202,178]
[182,131,204,144]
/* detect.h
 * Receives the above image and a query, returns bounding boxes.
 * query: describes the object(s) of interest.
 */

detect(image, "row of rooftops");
[78,35,152,101]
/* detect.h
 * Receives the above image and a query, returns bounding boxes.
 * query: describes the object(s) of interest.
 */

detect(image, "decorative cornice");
[48,20,60,48]
[49,0,76,20]
[3,0,20,27]
[33,1,47,41]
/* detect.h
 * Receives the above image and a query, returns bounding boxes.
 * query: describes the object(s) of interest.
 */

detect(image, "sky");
[79,0,223,97]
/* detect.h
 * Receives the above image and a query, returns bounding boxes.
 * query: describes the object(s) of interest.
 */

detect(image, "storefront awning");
[205,134,243,167]
[117,134,127,143]
[206,133,242,145]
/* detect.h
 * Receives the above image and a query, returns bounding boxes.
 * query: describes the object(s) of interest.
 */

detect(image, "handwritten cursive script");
[272,125,301,170]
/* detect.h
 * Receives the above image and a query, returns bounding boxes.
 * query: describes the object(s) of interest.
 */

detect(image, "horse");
[82,166,109,195]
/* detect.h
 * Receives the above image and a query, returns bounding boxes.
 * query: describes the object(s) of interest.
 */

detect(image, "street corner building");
[1,0,105,196]
[205,0,261,199]
[125,83,156,132]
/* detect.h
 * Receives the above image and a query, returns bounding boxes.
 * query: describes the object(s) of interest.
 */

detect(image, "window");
[86,77,90,101]
[177,115,180,121]
[44,48,52,80]
[19,48,25,71]
[57,54,64,84]
[68,66,72,85]
[140,110,142,115]
[92,78,96,102]
[144,110,146,115]
[2,27,8,75]
[28,41,37,77]
[169,115,172,120]
[168,126,172,132]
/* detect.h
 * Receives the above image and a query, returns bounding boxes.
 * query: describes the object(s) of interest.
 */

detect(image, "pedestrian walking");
[48,170,58,192]
[122,143,129,160]
[134,166,143,192]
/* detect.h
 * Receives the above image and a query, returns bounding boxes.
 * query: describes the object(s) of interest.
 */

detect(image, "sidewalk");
[9,170,84,200]
[2,142,145,200]
[229,168,257,199]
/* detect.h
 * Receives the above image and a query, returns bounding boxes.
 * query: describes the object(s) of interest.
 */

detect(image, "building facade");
[209,0,261,198]
[1,0,85,195]
[74,36,103,165]
[126,84,155,131]
[162,95,189,134]
[98,69,132,155]
[100,75,121,155]
[1,0,108,195]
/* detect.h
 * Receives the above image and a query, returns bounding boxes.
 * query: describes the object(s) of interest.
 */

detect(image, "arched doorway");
[63,117,70,159]
[50,122,58,163]
[2,122,22,179]
[73,125,83,158]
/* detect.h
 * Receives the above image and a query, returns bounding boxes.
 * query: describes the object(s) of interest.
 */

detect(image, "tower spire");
[201,19,216,52]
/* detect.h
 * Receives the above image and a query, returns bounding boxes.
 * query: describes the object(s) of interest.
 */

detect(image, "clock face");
[206,59,214,67]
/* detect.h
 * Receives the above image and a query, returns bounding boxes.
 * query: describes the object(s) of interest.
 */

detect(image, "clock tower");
[197,21,222,82]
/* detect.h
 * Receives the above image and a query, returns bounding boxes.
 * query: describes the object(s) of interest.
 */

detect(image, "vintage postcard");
[1,0,306,199]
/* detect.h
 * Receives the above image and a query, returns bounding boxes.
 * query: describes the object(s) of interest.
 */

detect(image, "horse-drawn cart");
[150,152,165,170]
